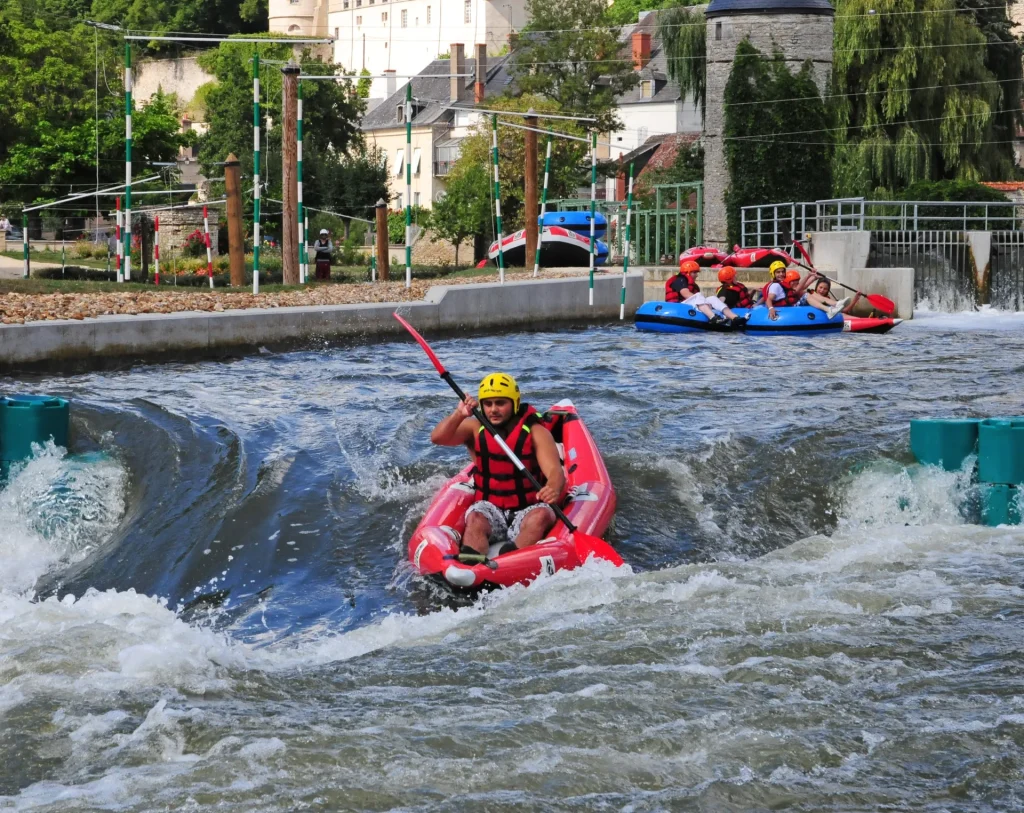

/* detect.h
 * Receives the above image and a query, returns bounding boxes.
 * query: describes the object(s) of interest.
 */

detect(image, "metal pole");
[154,215,160,285]
[588,130,597,306]
[298,80,306,284]
[492,114,505,284]
[203,205,214,287]
[533,134,552,278]
[22,214,29,279]
[253,51,261,294]
[124,41,132,282]
[115,196,123,283]
[405,82,412,289]
[61,234,66,276]
[620,163,634,321]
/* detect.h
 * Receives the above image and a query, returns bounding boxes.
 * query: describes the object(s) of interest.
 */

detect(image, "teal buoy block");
[978,418,1024,485]
[0,395,70,463]
[980,483,1021,526]
[909,418,979,471]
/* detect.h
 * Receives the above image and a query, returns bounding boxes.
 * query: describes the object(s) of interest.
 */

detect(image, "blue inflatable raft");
[542,211,607,239]
[635,302,845,335]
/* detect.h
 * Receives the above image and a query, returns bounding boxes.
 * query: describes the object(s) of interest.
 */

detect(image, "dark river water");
[1,308,1023,811]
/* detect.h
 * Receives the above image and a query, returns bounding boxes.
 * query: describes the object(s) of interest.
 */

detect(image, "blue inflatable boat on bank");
[635,301,845,335]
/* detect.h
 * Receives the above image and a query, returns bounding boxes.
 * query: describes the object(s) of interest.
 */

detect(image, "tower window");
[464,0,472,23]
[401,9,408,26]
[715,21,722,40]
[427,5,431,23]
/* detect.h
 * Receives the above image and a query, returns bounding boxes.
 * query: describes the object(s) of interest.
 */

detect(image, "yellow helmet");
[769,260,787,275]
[478,372,520,413]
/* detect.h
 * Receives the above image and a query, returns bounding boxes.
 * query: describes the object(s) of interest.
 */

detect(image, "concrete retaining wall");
[0,272,644,368]
[842,267,914,320]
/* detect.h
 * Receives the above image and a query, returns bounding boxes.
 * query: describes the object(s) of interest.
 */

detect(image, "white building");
[326,0,528,100]
[269,0,330,35]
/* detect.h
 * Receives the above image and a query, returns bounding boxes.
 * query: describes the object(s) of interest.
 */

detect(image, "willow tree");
[659,4,707,117]
[724,40,832,246]
[832,0,1015,195]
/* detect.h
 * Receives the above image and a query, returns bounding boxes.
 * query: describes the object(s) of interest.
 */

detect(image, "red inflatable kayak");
[679,246,728,267]
[722,246,795,268]
[408,400,619,591]
[843,315,903,333]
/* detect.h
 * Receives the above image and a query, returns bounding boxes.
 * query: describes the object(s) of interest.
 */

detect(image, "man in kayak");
[763,261,816,319]
[666,259,748,327]
[715,266,755,309]
[430,372,565,558]
[800,275,855,318]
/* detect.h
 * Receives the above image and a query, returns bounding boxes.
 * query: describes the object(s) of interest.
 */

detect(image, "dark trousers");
[315,259,331,280]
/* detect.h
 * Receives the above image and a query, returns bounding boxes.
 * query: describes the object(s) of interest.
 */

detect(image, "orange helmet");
[680,260,700,274]
[785,269,801,285]
[717,266,736,283]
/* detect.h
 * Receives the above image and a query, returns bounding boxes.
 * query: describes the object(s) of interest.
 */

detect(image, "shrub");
[72,241,93,259]
[181,228,207,258]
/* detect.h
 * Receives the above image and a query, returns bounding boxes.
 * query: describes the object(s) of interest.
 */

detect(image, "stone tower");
[703,0,834,246]
[269,0,328,36]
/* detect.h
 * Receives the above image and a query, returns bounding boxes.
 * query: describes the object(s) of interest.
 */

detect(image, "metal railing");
[741,198,1024,247]
[991,231,1024,311]
[868,231,976,310]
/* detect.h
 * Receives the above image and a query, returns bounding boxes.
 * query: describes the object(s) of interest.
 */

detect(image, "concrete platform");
[0,272,644,370]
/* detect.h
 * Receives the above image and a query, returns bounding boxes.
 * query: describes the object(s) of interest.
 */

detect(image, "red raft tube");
[408,400,618,591]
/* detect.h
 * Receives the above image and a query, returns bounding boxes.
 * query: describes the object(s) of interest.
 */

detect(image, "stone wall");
[135,57,214,107]
[703,11,834,247]
[157,208,220,256]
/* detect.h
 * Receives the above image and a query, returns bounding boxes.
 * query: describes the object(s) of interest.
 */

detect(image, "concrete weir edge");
[0,273,645,370]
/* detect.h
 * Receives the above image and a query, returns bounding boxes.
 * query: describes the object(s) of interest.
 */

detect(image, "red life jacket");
[665,271,699,303]
[716,282,753,309]
[761,280,800,307]
[472,404,545,510]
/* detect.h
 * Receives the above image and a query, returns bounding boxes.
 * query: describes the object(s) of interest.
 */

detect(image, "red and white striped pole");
[203,205,214,288]
[115,196,123,283]
[154,215,160,285]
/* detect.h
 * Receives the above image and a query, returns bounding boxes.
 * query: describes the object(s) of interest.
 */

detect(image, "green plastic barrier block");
[978,418,1024,485]
[980,483,1021,527]
[909,418,979,471]
[0,395,70,463]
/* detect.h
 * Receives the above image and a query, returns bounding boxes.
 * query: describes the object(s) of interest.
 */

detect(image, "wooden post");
[224,153,245,286]
[281,62,300,285]
[375,198,390,281]
[524,110,538,268]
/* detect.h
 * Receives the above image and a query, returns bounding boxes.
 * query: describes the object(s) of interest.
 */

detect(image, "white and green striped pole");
[404,82,412,289]
[124,40,132,282]
[492,114,505,284]
[532,133,552,278]
[297,79,306,284]
[22,214,29,278]
[61,234,66,276]
[620,162,634,321]
[253,51,261,294]
[588,130,597,306]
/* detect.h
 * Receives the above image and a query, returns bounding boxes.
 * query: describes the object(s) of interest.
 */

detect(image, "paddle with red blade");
[792,241,896,316]
[393,312,623,567]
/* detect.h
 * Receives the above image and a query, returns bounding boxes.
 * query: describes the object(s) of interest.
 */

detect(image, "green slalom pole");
[22,213,29,278]
[123,40,132,282]
[620,162,634,321]
[532,133,552,278]
[492,114,505,284]
[297,80,305,283]
[588,130,597,306]
[253,51,261,294]
[404,83,412,289]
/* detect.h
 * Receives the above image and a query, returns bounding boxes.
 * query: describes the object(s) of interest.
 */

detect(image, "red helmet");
[680,260,700,274]
[718,266,736,283]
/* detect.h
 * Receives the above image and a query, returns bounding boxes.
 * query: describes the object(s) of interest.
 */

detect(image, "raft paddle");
[393,312,624,568]
[791,241,896,316]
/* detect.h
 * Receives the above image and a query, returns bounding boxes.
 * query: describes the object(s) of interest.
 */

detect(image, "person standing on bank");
[312,228,333,280]
[430,372,565,558]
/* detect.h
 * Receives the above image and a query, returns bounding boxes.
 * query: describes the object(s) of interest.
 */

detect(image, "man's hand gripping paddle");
[791,241,896,317]
[393,312,623,568]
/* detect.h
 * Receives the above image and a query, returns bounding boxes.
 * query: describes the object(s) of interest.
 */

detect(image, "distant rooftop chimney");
[384,69,396,98]
[632,31,651,70]
[450,43,466,104]
[475,44,487,103]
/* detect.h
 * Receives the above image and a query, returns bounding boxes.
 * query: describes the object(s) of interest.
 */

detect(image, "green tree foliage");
[449,96,587,232]
[607,0,676,25]
[832,0,1017,195]
[429,164,493,266]
[510,0,639,130]
[658,4,706,115]
[723,40,832,246]
[196,40,365,231]
[633,140,704,207]
[313,147,389,239]
[0,0,185,208]
[89,0,267,47]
